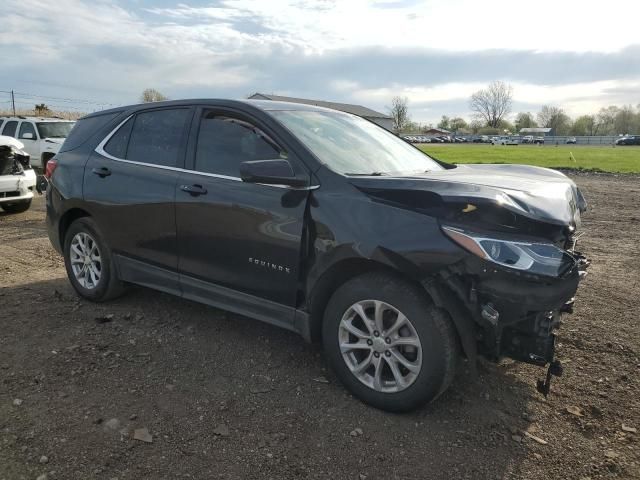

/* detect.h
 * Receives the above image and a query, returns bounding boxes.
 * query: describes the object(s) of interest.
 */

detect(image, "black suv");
[45,99,589,411]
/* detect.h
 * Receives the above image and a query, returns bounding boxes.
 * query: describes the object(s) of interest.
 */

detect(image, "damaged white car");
[0,136,36,214]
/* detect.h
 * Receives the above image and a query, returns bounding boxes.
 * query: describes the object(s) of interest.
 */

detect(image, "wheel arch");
[304,256,475,365]
[306,257,426,344]
[59,207,92,247]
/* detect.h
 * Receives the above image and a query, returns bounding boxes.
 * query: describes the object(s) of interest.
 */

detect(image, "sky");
[1,0,639,124]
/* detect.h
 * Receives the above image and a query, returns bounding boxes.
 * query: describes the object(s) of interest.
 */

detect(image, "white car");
[0,116,75,169]
[491,136,519,146]
[0,136,37,213]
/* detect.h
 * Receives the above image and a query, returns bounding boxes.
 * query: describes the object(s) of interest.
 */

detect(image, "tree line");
[390,81,640,136]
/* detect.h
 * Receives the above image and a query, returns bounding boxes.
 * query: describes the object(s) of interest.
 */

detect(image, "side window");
[2,121,18,138]
[18,122,37,140]
[104,117,134,158]
[195,113,282,177]
[127,109,190,167]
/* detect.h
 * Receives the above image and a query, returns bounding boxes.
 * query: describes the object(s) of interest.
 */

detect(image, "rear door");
[1,120,18,138]
[176,107,311,307]
[84,107,193,292]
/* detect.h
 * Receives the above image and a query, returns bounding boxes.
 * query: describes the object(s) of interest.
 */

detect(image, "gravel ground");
[1,173,639,480]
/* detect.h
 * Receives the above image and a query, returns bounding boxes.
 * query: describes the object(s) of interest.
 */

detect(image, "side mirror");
[240,159,308,188]
[21,132,34,140]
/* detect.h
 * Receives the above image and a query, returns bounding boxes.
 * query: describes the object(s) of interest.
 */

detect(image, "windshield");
[36,122,75,139]
[270,110,444,175]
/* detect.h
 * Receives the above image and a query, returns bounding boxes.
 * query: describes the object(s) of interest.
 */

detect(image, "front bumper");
[441,248,589,367]
[0,169,36,203]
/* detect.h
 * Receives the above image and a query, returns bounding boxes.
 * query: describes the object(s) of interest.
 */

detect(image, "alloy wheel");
[69,232,102,290]
[338,300,422,393]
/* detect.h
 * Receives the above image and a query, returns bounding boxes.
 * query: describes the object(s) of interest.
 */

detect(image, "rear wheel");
[322,273,458,412]
[1,199,32,214]
[63,217,125,302]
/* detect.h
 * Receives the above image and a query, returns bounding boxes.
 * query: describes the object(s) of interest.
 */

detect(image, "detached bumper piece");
[477,254,590,397]
[536,360,563,397]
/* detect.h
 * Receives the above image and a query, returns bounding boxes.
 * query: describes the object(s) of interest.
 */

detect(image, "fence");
[538,136,619,145]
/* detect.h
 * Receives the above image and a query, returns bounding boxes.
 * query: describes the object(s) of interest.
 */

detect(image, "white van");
[0,116,75,169]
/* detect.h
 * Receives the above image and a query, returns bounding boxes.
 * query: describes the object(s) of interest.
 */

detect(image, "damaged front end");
[434,202,590,396]
[349,163,590,396]
[436,229,589,394]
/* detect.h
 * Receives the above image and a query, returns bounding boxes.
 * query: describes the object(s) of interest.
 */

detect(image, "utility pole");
[11,90,16,116]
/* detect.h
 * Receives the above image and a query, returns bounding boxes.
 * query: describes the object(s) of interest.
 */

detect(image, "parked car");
[44,99,589,411]
[521,135,534,144]
[491,136,519,145]
[0,117,75,170]
[615,135,640,145]
[472,135,490,143]
[566,137,577,144]
[534,136,545,144]
[0,136,36,213]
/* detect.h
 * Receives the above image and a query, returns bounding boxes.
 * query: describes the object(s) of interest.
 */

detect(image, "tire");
[1,199,32,214]
[322,272,458,412]
[63,217,125,302]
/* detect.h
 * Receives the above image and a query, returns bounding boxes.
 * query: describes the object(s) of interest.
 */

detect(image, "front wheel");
[1,199,32,214]
[322,273,458,412]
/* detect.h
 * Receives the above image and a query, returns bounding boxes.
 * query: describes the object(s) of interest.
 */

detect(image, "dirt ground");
[1,173,639,480]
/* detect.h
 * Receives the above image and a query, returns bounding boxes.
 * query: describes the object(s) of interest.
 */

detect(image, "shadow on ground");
[0,275,539,480]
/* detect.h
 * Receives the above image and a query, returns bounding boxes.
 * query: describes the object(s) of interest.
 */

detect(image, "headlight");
[442,226,575,277]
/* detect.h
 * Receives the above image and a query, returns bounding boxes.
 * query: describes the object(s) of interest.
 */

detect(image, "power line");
[0,89,118,108]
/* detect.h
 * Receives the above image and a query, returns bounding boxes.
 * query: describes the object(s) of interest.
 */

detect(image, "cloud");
[1,0,639,122]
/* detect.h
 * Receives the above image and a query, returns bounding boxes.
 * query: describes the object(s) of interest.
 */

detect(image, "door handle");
[180,184,207,196]
[92,167,111,178]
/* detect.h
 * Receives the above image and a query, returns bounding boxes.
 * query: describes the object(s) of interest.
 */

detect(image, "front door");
[84,107,193,292]
[176,108,311,307]
[17,121,40,161]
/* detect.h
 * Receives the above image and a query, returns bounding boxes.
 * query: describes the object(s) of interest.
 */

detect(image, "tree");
[141,88,168,103]
[498,119,515,133]
[35,103,50,116]
[596,106,619,135]
[469,118,484,134]
[437,115,450,130]
[469,81,513,128]
[614,105,636,135]
[449,117,468,132]
[514,112,537,131]
[389,96,410,132]
[537,105,571,134]
[571,115,597,136]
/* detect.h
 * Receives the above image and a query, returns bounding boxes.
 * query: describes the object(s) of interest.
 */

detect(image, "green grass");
[417,145,640,173]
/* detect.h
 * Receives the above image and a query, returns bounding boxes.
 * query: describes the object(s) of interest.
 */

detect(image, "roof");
[423,127,451,134]
[519,127,552,133]
[248,93,391,119]
[0,116,74,123]
[82,98,360,120]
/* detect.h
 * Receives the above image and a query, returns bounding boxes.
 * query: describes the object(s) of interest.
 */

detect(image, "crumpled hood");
[349,164,587,227]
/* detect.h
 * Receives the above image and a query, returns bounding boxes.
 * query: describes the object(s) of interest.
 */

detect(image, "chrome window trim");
[94,113,319,190]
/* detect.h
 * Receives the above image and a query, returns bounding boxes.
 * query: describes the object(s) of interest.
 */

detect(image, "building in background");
[519,127,553,136]
[248,93,394,131]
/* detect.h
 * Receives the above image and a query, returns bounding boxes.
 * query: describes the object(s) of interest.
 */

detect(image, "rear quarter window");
[59,112,121,153]
[2,120,18,138]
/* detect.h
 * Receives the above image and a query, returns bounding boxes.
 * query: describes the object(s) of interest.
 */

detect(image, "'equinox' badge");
[249,257,291,274]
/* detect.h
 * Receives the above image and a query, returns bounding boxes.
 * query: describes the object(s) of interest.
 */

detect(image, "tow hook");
[536,360,563,397]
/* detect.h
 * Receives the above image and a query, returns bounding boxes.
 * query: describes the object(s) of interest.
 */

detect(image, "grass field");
[417,144,640,173]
